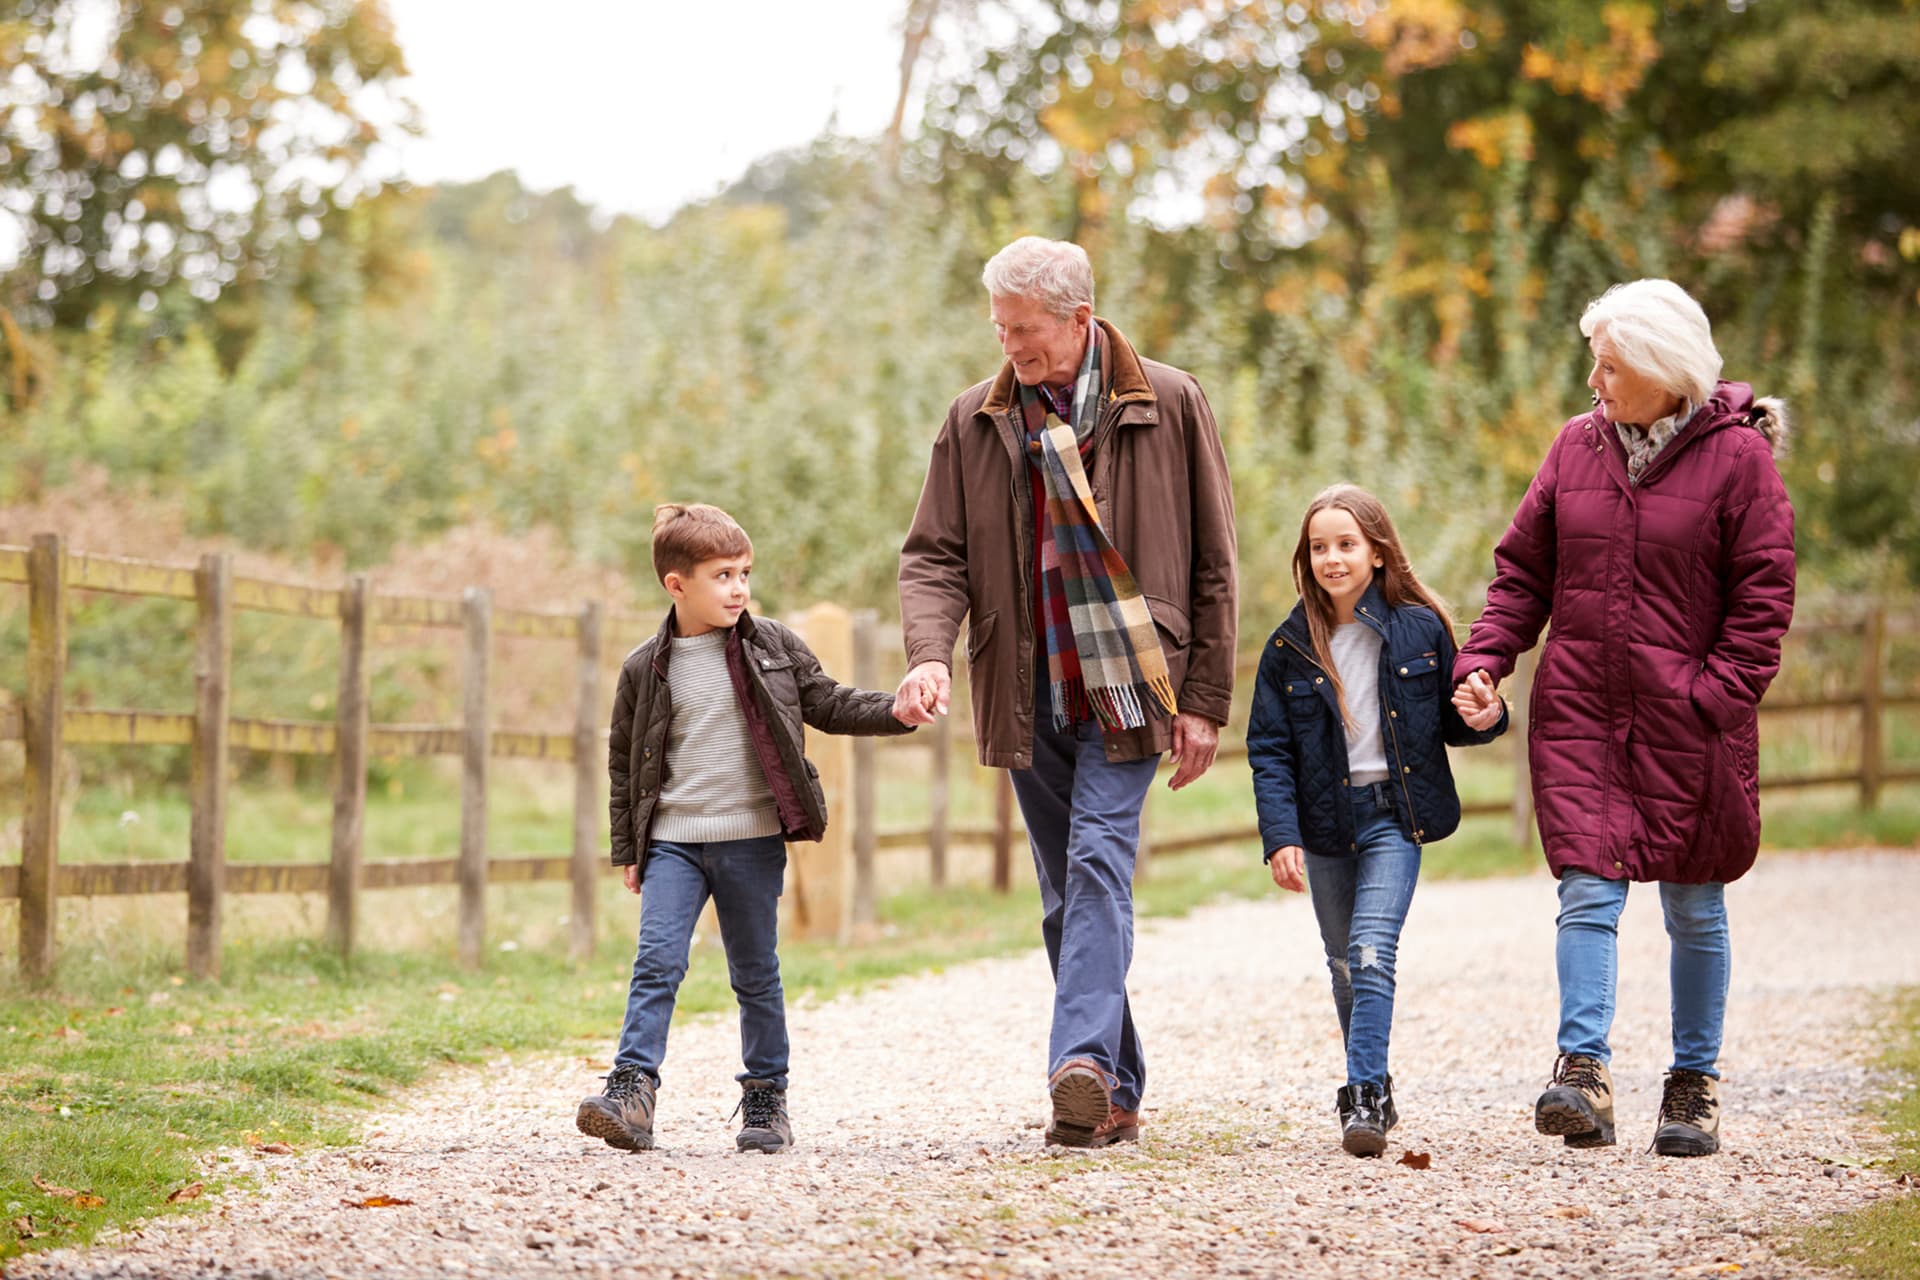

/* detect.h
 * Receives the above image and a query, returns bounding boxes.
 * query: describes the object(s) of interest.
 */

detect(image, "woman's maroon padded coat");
[1455,381,1794,885]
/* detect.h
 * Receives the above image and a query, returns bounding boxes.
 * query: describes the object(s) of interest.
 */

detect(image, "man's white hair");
[1579,278,1723,405]
[981,236,1095,320]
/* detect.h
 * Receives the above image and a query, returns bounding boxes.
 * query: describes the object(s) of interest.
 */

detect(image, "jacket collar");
[648,606,761,678]
[1277,576,1391,652]
[1583,379,1760,493]
[977,317,1157,420]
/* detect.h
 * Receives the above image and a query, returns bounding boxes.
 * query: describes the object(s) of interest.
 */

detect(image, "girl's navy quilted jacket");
[1248,579,1508,860]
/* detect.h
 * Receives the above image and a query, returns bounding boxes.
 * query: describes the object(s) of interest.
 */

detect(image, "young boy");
[575,503,912,1155]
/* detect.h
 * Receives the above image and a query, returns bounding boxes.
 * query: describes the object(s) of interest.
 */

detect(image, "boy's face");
[665,553,752,636]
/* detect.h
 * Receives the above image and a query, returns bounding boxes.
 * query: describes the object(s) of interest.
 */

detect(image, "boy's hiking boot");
[1338,1082,1390,1157]
[1335,1074,1399,1136]
[576,1063,656,1152]
[735,1079,792,1153]
[1535,1053,1615,1148]
[1044,1058,1114,1148]
[1651,1069,1720,1157]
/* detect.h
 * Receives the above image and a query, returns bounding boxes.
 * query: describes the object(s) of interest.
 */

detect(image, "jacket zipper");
[1357,604,1423,844]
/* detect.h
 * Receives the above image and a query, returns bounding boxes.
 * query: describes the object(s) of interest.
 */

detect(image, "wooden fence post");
[459,587,492,968]
[570,601,604,962]
[1509,649,1536,851]
[992,769,1013,894]
[187,552,232,981]
[928,712,951,888]
[1861,607,1885,810]
[851,610,878,931]
[21,533,66,984]
[788,604,854,942]
[327,574,371,958]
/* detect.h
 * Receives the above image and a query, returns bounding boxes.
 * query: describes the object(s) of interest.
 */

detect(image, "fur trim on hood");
[1750,396,1790,456]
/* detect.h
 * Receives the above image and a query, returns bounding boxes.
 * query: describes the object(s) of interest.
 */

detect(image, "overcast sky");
[378,0,915,222]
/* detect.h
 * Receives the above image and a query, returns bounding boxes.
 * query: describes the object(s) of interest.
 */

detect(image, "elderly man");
[896,236,1238,1147]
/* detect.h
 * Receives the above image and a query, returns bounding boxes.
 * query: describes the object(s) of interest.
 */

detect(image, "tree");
[0,0,414,329]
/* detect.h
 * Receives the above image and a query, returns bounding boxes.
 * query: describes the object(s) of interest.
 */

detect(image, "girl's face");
[1587,329,1684,426]
[1307,506,1382,617]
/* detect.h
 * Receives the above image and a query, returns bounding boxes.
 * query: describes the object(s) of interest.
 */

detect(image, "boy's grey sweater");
[650,630,782,843]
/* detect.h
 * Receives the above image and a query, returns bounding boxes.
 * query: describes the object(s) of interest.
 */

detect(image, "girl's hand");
[1268,846,1306,893]
[622,864,641,895]
[1452,670,1501,728]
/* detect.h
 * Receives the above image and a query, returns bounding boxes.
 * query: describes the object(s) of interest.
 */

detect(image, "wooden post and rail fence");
[3,534,1917,986]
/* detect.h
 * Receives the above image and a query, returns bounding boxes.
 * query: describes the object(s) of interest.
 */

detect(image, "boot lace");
[1552,1053,1605,1093]
[1659,1070,1714,1125]
[602,1063,649,1104]
[735,1086,782,1131]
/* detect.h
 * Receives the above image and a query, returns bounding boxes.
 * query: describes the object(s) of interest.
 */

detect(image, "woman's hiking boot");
[1535,1053,1615,1148]
[735,1079,793,1153]
[1339,1082,1390,1156]
[575,1063,656,1152]
[1335,1074,1399,1135]
[1651,1068,1720,1156]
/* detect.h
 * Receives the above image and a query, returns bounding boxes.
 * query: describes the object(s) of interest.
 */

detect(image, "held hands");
[1167,712,1220,790]
[892,661,951,726]
[1451,670,1504,731]
[1268,845,1306,893]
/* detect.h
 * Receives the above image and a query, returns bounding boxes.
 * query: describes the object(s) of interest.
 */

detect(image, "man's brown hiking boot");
[1090,1106,1141,1147]
[1044,1058,1114,1148]
[1651,1068,1720,1156]
[575,1063,656,1152]
[735,1079,793,1154]
[1534,1053,1615,1148]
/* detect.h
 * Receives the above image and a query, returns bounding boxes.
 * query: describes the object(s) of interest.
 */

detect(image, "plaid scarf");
[1018,330,1178,732]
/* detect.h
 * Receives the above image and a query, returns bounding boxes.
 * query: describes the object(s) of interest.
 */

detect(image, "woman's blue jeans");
[1555,871,1729,1077]
[614,836,790,1089]
[1304,784,1423,1090]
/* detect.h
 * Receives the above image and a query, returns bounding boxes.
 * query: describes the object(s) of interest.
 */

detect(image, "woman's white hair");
[1579,279,1723,405]
[981,236,1095,320]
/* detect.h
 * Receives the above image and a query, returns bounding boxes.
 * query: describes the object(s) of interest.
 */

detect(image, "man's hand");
[1268,846,1306,892]
[1166,711,1220,790]
[1452,670,1503,731]
[893,661,951,725]
[622,864,640,895]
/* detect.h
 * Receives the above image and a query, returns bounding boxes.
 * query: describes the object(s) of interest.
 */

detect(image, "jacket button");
[639,788,649,797]
[1315,676,1324,685]
[1399,667,1408,675]
[1403,766,1412,774]
[1350,843,1358,852]
[1613,860,1623,871]
[762,659,771,668]
[1389,710,1398,719]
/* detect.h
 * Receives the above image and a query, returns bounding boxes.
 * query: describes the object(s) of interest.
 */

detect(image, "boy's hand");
[1166,712,1219,790]
[622,864,640,895]
[1268,846,1306,893]
[893,661,950,725]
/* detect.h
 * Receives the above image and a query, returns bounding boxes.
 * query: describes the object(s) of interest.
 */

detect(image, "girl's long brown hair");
[1292,483,1456,731]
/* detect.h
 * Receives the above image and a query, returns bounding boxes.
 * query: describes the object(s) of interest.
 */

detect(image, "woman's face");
[1587,329,1684,426]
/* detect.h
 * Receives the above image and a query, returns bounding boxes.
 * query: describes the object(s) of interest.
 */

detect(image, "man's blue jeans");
[1304,784,1423,1090]
[614,835,790,1089]
[1008,694,1160,1112]
[1555,870,1729,1077]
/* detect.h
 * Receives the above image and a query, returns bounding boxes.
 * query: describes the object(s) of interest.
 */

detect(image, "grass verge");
[1791,989,1920,1279]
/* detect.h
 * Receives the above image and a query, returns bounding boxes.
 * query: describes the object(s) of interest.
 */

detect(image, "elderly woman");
[1453,279,1794,1157]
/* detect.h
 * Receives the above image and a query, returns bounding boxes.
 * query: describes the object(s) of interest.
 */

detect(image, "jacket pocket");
[1144,594,1193,649]
[965,611,998,666]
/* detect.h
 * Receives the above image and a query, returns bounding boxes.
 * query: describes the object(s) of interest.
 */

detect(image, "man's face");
[990,293,1091,387]
[666,553,752,636]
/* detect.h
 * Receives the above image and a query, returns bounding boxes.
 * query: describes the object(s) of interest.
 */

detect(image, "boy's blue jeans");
[1304,783,1422,1090]
[1008,687,1160,1112]
[1555,870,1729,1076]
[614,835,790,1089]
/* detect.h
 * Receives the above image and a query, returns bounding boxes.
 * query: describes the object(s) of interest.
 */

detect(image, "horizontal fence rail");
[3,533,1916,986]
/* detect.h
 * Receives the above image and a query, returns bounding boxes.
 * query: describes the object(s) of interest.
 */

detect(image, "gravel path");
[17,849,1919,1280]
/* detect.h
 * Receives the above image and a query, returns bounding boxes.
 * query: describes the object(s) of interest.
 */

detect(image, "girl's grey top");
[1331,621,1390,785]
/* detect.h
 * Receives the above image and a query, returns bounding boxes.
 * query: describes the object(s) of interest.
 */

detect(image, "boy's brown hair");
[651,503,753,583]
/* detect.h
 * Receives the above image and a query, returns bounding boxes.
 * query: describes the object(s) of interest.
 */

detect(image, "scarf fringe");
[1081,677,1179,732]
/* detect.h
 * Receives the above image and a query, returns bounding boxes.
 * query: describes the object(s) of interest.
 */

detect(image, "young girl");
[1248,484,1508,1156]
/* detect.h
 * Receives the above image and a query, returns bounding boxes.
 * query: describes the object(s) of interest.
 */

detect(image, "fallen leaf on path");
[52,1025,84,1040]
[257,1142,294,1155]
[166,1183,205,1203]
[1675,1265,1742,1276]
[1457,1219,1507,1234]
[71,1195,106,1210]
[343,1195,414,1209]
[1492,1244,1523,1256]
[13,1217,42,1239]
[1547,1205,1591,1219]
[1397,1151,1432,1170]
[32,1175,82,1199]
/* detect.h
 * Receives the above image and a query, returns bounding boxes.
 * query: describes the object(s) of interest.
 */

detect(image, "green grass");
[1791,989,1920,1279]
